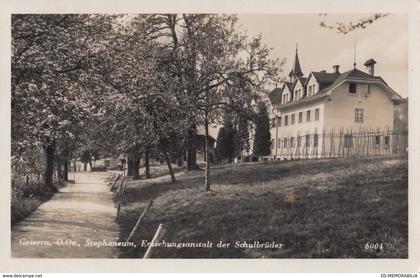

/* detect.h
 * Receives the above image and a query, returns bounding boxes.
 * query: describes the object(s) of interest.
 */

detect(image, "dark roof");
[318,68,382,94]
[310,71,340,84]
[297,76,307,85]
[290,50,303,77]
[268,87,283,105]
[284,81,294,91]
[272,68,403,109]
[274,94,323,110]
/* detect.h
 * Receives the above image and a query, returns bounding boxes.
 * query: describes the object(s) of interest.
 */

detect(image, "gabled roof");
[318,68,382,94]
[284,81,294,92]
[308,71,340,84]
[297,76,307,86]
[271,68,404,109]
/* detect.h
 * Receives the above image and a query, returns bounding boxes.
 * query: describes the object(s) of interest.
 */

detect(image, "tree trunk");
[56,155,63,182]
[73,161,77,172]
[204,111,210,192]
[44,142,57,191]
[127,156,133,177]
[88,158,93,171]
[83,162,87,171]
[133,156,140,179]
[63,160,68,181]
[163,151,176,184]
[145,147,151,178]
[186,122,199,171]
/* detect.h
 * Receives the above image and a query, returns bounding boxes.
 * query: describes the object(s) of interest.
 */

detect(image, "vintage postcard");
[1,0,419,274]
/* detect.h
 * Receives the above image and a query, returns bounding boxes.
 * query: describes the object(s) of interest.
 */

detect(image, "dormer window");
[349,82,357,93]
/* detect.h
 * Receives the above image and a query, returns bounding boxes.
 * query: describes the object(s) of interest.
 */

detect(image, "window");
[306,110,311,122]
[384,136,390,148]
[271,118,276,128]
[277,116,282,127]
[270,139,274,149]
[312,85,317,94]
[315,108,320,121]
[360,84,370,95]
[314,134,318,147]
[284,138,288,148]
[305,135,311,147]
[355,108,364,123]
[294,90,298,100]
[298,112,303,123]
[349,82,357,93]
[285,115,289,126]
[344,134,353,148]
[297,136,302,146]
[291,114,295,125]
[308,86,312,96]
[278,138,281,148]
[290,137,295,147]
[374,135,380,146]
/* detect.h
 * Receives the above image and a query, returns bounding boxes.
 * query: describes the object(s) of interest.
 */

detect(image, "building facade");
[267,49,405,160]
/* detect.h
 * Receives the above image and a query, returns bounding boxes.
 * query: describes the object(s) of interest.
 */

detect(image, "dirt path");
[11,171,120,258]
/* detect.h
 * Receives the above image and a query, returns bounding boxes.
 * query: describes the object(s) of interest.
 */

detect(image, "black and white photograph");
[3,1,418,273]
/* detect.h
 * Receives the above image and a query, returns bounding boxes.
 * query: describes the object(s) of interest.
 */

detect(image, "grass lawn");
[117,155,408,258]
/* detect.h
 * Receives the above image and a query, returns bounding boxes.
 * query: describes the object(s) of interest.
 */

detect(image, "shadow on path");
[11,171,120,258]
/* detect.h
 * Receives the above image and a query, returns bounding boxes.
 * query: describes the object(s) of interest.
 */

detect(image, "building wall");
[270,100,324,159]
[306,75,319,97]
[324,82,394,132]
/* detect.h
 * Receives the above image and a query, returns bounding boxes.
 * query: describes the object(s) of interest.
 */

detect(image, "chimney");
[333,65,340,74]
[364,58,377,76]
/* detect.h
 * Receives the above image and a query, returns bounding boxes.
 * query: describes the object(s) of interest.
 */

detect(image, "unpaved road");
[11,171,121,258]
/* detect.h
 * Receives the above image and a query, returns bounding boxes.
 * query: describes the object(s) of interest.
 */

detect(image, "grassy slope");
[118,155,408,258]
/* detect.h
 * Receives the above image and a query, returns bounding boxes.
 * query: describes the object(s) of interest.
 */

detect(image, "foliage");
[11,13,283,192]
[215,114,236,163]
[252,101,271,157]
[11,14,115,186]
[319,13,389,34]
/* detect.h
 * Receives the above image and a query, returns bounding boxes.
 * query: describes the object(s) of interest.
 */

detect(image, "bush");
[11,196,41,225]
[250,154,258,162]
[11,180,60,225]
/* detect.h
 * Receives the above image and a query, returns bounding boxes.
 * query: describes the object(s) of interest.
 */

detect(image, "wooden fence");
[271,129,408,160]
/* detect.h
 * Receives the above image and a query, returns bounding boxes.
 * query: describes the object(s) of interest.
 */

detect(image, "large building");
[267,48,405,160]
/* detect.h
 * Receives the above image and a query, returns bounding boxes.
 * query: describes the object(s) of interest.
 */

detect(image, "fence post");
[116,178,127,220]
[111,173,122,191]
[108,173,116,187]
[143,224,168,259]
[126,200,154,243]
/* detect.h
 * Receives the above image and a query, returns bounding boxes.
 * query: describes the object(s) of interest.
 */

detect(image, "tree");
[216,114,236,163]
[235,115,251,158]
[156,15,281,191]
[11,14,114,190]
[94,15,187,182]
[253,101,271,158]
[319,13,389,34]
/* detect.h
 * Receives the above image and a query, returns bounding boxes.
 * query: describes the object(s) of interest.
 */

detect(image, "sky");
[237,14,408,97]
